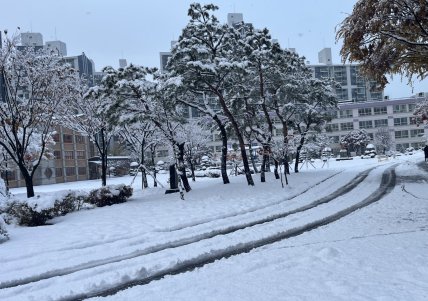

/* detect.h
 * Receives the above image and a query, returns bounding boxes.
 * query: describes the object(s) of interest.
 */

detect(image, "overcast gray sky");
[2,0,427,98]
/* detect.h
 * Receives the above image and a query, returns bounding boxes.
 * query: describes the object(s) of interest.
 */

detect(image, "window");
[340,122,354,131]
[65,167,76,176]
[214,134,221,141]
[78,167,87,175]
[408,104,416,112]
[374,106,387,115]
[75,136,85,144]
[395,130,409,139]
[215,145,222,152]
[339,110,353,118]
[64,151,74,160]
[410,129,425,138]
[53,150,61,159]
[63,134,73,143]
[157,150,169,157]
[55,168,63,177]
[52,134,60,142]
[393,105,407,113]
[325,123,339,132]
[374,119,388,127]
[358,108,372,116]
[76,151,86,159]
[394,117,408,126]
[396,143,409,151]
[359,120,373,129]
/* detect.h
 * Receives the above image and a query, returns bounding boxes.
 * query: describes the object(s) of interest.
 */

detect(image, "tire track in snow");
[72,164,397,301]
[0,168,375,290]
[2,171,344,263]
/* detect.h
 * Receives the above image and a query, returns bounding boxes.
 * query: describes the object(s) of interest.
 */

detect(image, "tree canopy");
[337,0,428,88]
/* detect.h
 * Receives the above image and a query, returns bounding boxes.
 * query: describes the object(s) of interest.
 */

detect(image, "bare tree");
[374,127,393,154]
[0,34,80,197]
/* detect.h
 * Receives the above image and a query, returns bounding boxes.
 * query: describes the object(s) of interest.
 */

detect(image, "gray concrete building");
[45,40,67,56]
[309,48,384,103]
[20,32,43,47]
[325,95,427,154]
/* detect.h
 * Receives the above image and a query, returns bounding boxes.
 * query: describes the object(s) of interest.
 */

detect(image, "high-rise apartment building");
[309,48,384,103]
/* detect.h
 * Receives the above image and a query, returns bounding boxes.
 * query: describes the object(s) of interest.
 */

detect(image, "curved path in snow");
[70,164,397,300]
[0,168,374,292]
[0,164,398,301]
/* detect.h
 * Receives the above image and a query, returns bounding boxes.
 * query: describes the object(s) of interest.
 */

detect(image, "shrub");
[5,200,53,226]
[51,191,89,216]
[2,190,90,227]
[87,184,133,207]
[0,216,8,243]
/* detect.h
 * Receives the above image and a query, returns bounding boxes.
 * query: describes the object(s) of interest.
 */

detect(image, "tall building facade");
[309,48,384,103]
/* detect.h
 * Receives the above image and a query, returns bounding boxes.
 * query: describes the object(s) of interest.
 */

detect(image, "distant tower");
[318,47,332,65]
[119,59,127,68]
[20,32,43,46]
[45,40,67,56]
[227,13,243,26]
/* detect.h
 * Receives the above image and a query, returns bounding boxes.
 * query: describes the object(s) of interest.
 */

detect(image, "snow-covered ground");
[1,152,427,301]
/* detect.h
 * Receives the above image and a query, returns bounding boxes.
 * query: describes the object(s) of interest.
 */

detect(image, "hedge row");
[1,184,133,227]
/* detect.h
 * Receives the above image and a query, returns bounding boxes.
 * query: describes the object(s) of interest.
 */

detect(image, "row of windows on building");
[53,150,86,160]
[52,134,86,144]
[326,117,421,132]
[55,167,87,177]
[1,167,87,181]
[334,104,416,119]
[325,128,425,145]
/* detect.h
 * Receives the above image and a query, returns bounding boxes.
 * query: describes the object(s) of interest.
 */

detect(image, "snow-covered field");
[1,152,428,301]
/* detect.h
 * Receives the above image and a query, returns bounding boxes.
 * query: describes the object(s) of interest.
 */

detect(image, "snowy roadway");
[1,154,427,300]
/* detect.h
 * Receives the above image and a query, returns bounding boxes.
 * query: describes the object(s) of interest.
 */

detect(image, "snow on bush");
[0,179,9,242]
[2,190,90,227]
[0,215,8,243]
[86,184,133,207]
[0,184,132,227]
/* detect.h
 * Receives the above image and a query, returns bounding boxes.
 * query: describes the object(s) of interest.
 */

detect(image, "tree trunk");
[19,166,35,198]
[213,115,230,184]
[273,159,280,179]
[217,94,253,186]
[101,152,107,186]
[260,144,270,183]
[294,133,306,173]
[177,143,191,192]
[189,159,196,181]
[261,153,266,183]
[151,147,157,187]
[283,159,289,185]
[140,147,148,189]
[249,144,259,174]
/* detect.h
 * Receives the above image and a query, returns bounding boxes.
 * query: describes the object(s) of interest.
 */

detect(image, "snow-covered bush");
[2,190,90,227]
[205,169,221,178]
[0,178,9,242]
[5,200,52,226]
[86,184,133,207]
[0,216,8,243]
